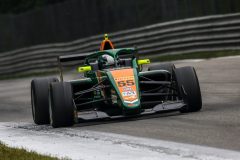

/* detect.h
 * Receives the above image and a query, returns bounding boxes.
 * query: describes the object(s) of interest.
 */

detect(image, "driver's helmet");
[102,54,114,66]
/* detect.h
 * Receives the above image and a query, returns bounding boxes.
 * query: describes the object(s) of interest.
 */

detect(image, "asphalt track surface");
[0,56,240,151]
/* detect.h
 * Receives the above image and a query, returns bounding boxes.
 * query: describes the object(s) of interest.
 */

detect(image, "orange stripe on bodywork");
[110,69,138,103]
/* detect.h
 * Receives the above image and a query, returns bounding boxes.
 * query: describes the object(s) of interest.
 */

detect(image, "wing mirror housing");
[137,59,150,65]
[77,66,92,73]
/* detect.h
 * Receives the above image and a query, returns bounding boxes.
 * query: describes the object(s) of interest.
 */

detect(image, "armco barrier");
[0,13,240,76]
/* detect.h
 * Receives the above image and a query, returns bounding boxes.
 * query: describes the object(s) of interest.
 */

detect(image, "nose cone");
[107,68,140,109]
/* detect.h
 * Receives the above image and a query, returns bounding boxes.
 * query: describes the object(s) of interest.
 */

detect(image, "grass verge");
[0,142,59,160]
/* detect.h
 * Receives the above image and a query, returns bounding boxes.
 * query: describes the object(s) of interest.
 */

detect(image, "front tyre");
[49,82,75,128]
[31,77,59,125]
[174,66,202,112]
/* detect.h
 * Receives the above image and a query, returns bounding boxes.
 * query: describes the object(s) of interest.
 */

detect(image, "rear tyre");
[31,77,59,125]
[174,66,202,112]
[146,63,176,102]
[49,82,75,128]
[148,63,175,74]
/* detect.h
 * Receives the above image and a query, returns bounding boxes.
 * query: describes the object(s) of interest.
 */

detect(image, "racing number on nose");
[117,80,134,87]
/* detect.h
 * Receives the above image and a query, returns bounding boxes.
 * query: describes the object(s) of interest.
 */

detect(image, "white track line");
[0,122,240,160]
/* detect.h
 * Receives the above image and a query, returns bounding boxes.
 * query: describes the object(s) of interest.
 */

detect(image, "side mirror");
[137,59,150,65]
[77,66,92,73]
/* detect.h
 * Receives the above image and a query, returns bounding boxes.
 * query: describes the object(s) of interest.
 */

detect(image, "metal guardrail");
[0,13,240,76]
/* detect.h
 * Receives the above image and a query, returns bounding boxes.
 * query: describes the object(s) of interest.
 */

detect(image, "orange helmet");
[100,34,114,51]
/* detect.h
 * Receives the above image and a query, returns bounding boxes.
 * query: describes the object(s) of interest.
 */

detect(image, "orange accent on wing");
[110,69,138,103]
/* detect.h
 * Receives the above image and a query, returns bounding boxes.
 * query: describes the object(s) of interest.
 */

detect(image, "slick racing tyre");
[31,77,59,125]
[49,82,75,128]
[148,63,175,75]
[147,63,176,101]
[174,66,202,112]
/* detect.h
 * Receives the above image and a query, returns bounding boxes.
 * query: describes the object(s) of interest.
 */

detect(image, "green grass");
[150,50,240,62]
[0,142,59,160]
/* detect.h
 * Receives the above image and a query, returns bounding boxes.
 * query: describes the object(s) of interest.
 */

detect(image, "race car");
[31,34,202,128]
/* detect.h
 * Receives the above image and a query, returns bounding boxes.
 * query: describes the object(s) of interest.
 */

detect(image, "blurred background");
[1,0,240,52]
[0,1,240,157]
[0,0,240,77]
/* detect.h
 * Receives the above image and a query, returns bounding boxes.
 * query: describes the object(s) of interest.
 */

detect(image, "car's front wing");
[77,101,186,122]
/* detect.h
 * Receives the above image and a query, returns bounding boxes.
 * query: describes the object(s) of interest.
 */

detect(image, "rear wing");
[58,53,89,63]
[58,52,90,81]
[57,48,139,81]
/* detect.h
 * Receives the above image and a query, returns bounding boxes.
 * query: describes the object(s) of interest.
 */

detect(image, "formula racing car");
[31,34,202,128]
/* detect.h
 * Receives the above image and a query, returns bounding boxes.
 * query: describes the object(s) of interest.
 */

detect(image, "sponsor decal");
[110,69,138,104]
[122,91,136,97]
[114,76,134,81]
[123,86,132,91]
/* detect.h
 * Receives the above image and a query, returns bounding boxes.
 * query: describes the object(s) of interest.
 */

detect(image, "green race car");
[31,44,202,128]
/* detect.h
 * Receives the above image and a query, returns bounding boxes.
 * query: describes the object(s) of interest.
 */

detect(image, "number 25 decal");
[117,80,135,87]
